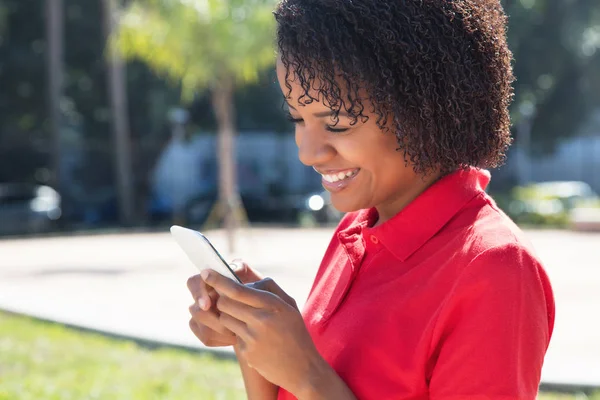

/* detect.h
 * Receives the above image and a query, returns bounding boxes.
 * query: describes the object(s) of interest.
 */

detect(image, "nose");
[296,125,336,167]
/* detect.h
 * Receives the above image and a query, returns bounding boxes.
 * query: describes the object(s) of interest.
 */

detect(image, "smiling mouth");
[318,169,360,183]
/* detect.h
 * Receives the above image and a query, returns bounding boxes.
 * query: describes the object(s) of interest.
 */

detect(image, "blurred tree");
[45,0,64,199]
[102,0,134,226]
[0,0,598,229]
[0,0,48,183]
[502,0,600,154]
[0,3,7,33]
[113,0,276,252]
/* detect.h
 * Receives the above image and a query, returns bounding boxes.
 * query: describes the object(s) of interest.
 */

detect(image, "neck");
[373,171,443,227]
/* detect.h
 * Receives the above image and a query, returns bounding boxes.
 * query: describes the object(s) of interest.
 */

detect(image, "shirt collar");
[356,167,490,262]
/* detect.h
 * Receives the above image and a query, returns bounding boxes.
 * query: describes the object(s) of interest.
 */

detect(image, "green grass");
[0,311,597,399]
[540,394,600,400]
[0,312,246,400]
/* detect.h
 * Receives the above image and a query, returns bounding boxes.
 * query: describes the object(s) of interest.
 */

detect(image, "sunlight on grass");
[0,311,597,400]
[539,393,600,400]
[0,312,245,399]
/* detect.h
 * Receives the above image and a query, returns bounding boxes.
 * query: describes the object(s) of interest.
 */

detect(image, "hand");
[201,269,327,397]
[187,260,262,347]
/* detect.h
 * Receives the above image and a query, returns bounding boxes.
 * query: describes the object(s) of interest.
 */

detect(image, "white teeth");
[322,169,358,183]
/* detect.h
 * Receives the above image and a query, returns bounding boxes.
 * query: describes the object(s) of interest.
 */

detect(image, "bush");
[489,181,600,228]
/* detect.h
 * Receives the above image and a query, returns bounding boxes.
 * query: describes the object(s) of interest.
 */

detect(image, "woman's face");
[276,59,438,222]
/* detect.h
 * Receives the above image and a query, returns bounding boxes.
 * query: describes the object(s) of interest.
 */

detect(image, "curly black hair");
[274,0,514,175]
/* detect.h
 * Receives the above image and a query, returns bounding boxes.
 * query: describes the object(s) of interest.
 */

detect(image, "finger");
[189,319,236,347]
[229,259,263,283]
[216,295,261,324]
[188,303,235,337]
[248,278,298,310]
[248,277,282,296]
[198,284,221,311]
[201,270,273,308]
[205,286,220,308]
[229,259,244,273]
[187,274,213,311]
[218,312,251,341]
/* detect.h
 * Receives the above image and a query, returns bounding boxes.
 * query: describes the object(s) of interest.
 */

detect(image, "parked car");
[182,191,302,225]
[0,183,62,235]
[147,189,342,227]
[507,180,599,226]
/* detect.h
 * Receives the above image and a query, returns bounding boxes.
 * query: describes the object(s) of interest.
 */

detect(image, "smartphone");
[170,225,242,283]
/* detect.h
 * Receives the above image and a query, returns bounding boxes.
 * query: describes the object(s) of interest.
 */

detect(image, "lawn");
[0,311,595,399]
[0,312,245,399]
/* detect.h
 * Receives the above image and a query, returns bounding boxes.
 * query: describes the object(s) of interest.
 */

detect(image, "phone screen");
[197,232,243,283]
[170,225,242,283]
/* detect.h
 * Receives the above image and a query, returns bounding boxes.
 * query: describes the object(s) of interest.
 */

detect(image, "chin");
[330,196,368,214]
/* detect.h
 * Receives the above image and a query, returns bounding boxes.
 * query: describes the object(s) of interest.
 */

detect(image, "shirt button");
[370,235,379,244]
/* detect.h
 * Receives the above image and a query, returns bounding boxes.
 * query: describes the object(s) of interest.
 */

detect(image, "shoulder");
[448,194,554,314]
[432,196,556,338]
[429,202,555,398]
[453,193,541,268]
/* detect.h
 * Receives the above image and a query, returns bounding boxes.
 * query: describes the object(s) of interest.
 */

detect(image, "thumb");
[229,259,262,284]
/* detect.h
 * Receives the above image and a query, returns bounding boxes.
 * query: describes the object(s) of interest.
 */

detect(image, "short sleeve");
[428,244,555,400]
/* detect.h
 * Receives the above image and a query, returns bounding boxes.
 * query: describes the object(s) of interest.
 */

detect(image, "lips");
[314,167,361,192]
[320,169,360,183]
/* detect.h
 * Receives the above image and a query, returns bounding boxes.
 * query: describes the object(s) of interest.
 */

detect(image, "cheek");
[334,124,403,178]
[381,130,401,154]
[361,133,403,174]
[368,143,413,189]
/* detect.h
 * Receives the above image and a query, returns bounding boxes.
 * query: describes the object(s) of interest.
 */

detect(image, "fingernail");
[200,270,210,280]
[198,297,208,310]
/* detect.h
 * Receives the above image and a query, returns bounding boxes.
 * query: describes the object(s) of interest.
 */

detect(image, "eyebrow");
[286,102,351,118]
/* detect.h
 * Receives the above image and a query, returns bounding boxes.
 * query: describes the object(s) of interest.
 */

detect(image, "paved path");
[0,228,598,388]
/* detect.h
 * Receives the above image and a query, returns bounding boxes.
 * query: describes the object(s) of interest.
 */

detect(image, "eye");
[285,113,304,124]
[325,125,350,133]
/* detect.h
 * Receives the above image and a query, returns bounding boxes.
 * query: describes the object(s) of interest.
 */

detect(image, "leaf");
[112,0,277,102]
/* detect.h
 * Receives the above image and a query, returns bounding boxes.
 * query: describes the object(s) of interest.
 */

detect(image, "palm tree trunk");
[102,0,135,226]
[211,79,244,253]
[46,0,64,204]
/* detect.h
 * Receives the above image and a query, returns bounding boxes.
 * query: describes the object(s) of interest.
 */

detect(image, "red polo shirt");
[277,167,555,400]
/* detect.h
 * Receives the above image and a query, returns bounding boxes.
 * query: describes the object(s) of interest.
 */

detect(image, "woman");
[187,0,555,398]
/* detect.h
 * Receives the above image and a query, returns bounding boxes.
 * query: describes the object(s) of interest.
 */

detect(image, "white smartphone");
[170,225,242,283]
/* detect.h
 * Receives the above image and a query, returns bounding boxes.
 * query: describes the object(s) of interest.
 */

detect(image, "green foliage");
[502,0,600,152]
[491,180,600,227]
[539,393,600,400]
[0,312,246,399]
[0,3,7,33]
[114,0,277,101]
[0,0,599,219]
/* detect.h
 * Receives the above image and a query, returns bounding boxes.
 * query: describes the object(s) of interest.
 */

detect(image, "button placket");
[313,230,366,326]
